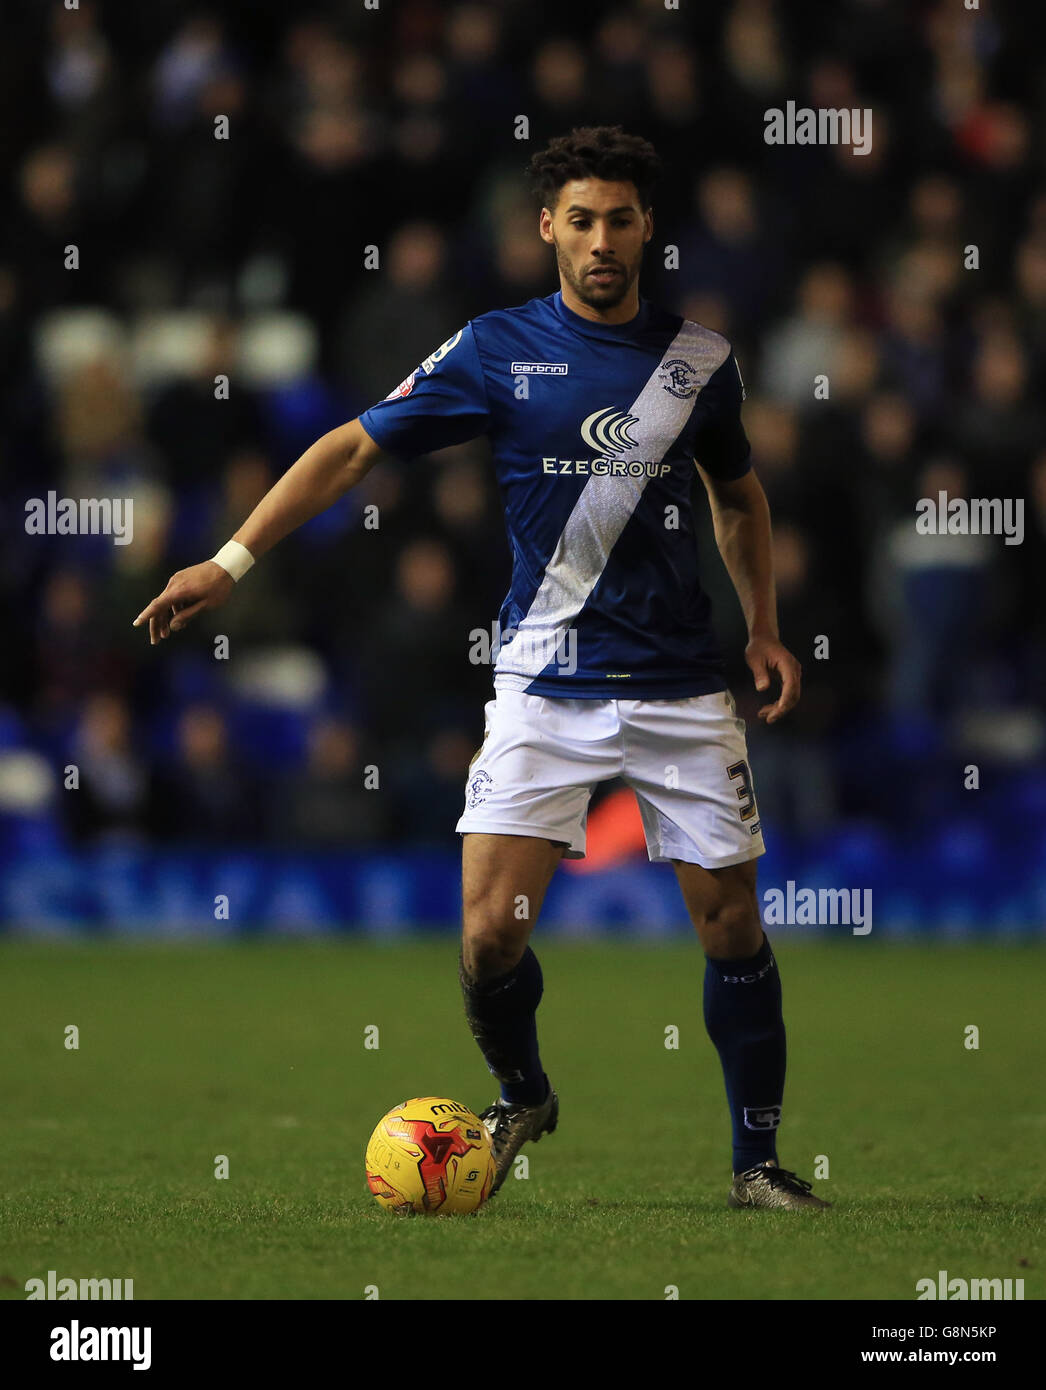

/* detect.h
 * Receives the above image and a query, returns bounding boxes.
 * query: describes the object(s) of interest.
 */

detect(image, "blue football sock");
[459,946,548,1106]
[703,932,786,1173]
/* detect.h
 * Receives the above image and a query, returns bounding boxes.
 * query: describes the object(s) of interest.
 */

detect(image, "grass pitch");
[1,935,1043,1300]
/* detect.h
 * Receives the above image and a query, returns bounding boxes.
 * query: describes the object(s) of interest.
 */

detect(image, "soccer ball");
[365,1097,496,1216]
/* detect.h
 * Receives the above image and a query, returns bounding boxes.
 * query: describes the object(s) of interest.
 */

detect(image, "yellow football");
[365,1097,496,1215]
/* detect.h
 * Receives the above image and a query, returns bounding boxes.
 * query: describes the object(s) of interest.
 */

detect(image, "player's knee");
[461,888,528,980]
[695,890,762,959]
[462,928,525,984]
[461,874,528,963]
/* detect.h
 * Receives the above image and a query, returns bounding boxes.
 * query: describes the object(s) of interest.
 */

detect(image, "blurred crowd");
[1,0,1044,854]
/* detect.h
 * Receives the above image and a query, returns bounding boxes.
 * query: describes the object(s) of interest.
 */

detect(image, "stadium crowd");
[1,0,1044,855]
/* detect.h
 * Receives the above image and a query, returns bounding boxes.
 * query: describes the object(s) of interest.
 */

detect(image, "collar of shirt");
[551,290,651,340]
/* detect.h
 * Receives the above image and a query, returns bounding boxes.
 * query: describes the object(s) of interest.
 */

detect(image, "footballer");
[134,126,828,1211]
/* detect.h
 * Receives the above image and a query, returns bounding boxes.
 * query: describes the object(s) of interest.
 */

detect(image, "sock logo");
[721,952,775,984]
[743,1105,782,1131]
[490,1065,524,1083]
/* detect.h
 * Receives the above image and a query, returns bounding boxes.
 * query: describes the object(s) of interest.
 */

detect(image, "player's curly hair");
[526,126,661,212]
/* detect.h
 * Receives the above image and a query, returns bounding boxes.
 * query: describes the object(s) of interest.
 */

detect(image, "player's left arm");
[696,465,801,725]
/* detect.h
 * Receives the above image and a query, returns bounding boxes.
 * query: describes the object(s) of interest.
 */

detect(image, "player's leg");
[458,831,566,1192]
[623,693,829,1209]
[455,686,616,1104]
[454,689,621,1190]
[676,859,827,1207]
[673,857,786,1173]
[459,830,564,1106]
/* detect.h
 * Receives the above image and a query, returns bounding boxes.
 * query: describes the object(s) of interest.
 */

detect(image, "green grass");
[1,936,1043,1300]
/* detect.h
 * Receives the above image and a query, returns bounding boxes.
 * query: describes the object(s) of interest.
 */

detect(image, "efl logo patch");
[385,370,417,400]
[511,362,568,375]
[743,1105,782,1131]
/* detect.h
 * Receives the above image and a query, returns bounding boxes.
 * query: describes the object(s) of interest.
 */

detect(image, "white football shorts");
[455,687,765,868]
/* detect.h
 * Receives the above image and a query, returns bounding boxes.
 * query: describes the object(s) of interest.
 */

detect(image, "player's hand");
[745,634,801,724]
[132,562,235,645]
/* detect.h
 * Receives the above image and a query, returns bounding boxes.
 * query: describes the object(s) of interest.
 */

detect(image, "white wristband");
[211,540,255,582]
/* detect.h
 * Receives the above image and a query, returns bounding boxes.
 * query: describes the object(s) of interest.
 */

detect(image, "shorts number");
[727,760,756,822]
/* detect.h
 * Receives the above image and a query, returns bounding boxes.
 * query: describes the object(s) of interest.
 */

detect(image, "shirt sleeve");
[358,324,491,459]
[692,353,752,479]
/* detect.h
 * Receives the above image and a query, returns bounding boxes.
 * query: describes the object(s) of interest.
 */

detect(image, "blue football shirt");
[359,290,751,699]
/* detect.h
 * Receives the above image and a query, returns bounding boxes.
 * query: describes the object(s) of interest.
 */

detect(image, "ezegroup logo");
[581,406,639,455]
[539,405,672,480]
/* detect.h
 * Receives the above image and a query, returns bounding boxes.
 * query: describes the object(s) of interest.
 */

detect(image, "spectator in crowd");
[146,318,266,492]
[949,330,1042,492]
[663,167,785,339]
[388,727,478,847]
[152,704,260,843]
[362,537,487,753]
[742,524,843,836]
[335,222,460,405]
[63,691,152,843]
[878,460,992,724]
[759,263,856,410]
[268,715,388,847]
[32,571,122,729]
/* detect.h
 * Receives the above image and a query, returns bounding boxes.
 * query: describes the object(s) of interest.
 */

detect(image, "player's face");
[540,179,653,318]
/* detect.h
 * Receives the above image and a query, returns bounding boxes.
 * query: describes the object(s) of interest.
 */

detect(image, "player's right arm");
[135,323,489,645]
[132,417,391,645]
